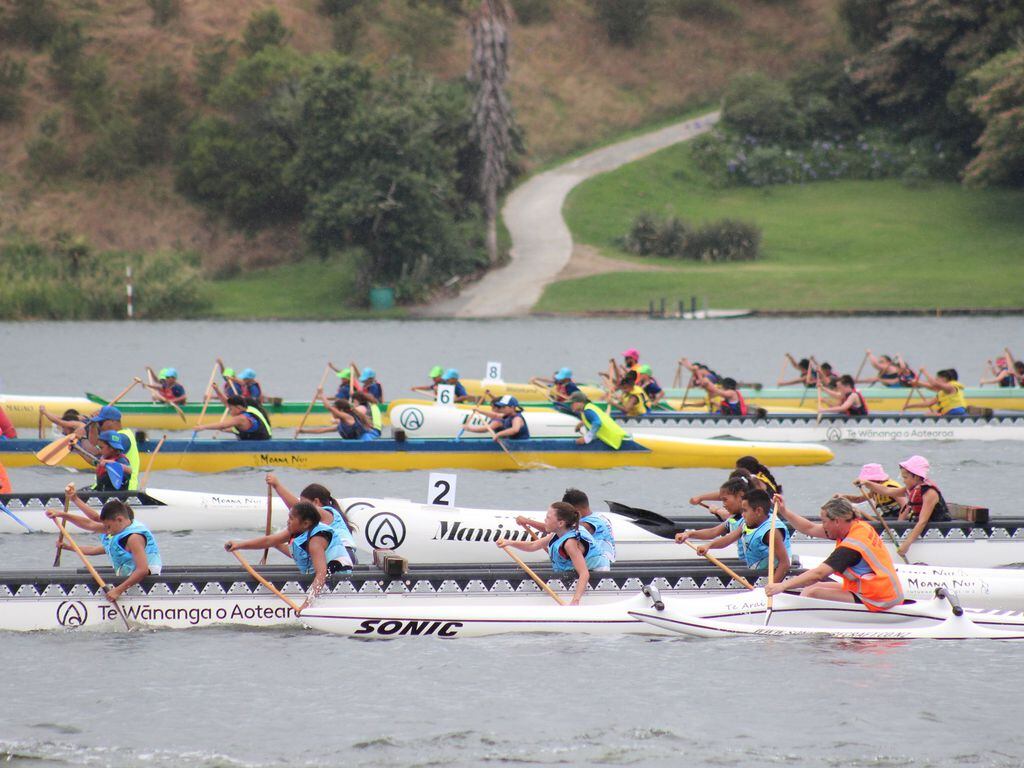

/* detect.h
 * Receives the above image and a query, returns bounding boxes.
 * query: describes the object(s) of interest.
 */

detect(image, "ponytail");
[735,455,782,495]
[300,483,358,533]
[551,501,580,530]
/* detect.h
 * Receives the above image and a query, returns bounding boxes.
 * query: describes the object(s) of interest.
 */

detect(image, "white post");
[126,265,134,320]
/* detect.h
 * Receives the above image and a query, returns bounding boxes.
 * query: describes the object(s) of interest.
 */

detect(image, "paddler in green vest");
[567,391,629,449]
[86,406,140,491]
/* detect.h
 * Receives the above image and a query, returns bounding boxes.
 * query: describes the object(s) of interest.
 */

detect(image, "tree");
[469,0,514,264]
[964,47,1024,187]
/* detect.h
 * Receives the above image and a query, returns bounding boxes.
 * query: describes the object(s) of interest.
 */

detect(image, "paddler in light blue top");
[516,488,616,564]
[566,391,629,450]
[225,500,352,613]
[266,473,360,564]
[693,489,791,578]
[499,501,610,605]
[47,494,162,603]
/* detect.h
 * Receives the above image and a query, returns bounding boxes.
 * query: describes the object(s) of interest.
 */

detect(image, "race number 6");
[436,384,455,407]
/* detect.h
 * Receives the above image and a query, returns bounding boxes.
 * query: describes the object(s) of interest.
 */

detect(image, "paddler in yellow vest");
[194,396,272,440]
[835,463,904,519]
[916,368,969,416]
[567,391,629,449]
[83,406,140,491]
[611,371,649,417]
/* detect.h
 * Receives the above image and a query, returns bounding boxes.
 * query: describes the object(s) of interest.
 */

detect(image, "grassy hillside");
[0,0,839,287]
[538,142,1024,312]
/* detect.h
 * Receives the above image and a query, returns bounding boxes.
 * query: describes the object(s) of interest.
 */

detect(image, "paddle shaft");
[52,492,71,567]
[260,484,273,565]
[195,363,220,427]
[860,485,910,564]
[139,435,165,490]
[766,497,780,617]
[854,350,870,382]
[231,550,303,613]
[295,363,333,437]
[500,545,566,605]
[108,379,141,407]
[52,518,131,631]
[684,540,754,589]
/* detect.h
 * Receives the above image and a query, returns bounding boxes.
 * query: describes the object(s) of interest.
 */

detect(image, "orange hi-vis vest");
[835,519,904,612]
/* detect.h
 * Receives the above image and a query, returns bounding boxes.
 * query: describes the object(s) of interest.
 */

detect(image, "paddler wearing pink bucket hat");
[838,463,904,519]
[860,455,952,558]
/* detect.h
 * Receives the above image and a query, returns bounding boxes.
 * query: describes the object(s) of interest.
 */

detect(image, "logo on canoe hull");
[365,512,407,550]
[399,408,424,431]
[354,619,461,637]
[826,427,842,442]
[57,600,88,627]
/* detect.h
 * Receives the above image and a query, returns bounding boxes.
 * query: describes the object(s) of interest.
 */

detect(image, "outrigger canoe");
[0,434,833,472]
[388,400,1024,442]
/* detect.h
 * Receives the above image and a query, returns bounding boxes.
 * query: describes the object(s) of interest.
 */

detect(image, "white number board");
[428,473,457,507]
[484,361,503,382]
[436,384,455,407]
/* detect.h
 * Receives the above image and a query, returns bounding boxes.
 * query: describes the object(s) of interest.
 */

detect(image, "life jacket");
[500,413,530,440]
[243,381,263,401]
[160,383,185,404]
[0,460,12,493]
[548,528,610,573]
[101,521,162,577]
[740,516,791,570]
[906,482,951,522]
[644,378,663,400]
[291,523,352,574]
[95,455,132,492]
[233,406,272,440]
[936,381,968,415]
[869,479,904,517]
[364,382,383,402]
[847,389,869,416]
[726,514,746,562]
[335,382,352,400]
[118,428,141,491]
[337,414,368,440]
[718,390,748,416]
[835,520,904,612]
[581,403,628,450]
[368,403,383,432]
[0,406,15,439]
[623,386,649,417]
[224,380,245,398]
[580,513,616,563]
[556,381,580,400]
[323,505,359,557]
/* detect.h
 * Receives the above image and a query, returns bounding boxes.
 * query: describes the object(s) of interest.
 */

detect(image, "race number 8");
[485,361,502,381]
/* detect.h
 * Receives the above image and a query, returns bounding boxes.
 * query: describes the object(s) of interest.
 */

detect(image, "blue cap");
[90,405,123,423]
[240,368,257,380]
[98,430,129,452]
[160,367,178,379]
[443,368,459,380]
[495,395,520,409]
[359,367,376,382]
[554,367,573,381]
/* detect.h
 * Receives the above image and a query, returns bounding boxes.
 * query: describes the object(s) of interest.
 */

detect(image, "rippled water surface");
[2,317,1023,766]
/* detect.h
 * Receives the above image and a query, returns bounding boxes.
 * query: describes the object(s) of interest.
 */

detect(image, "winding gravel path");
[421,111,720,318]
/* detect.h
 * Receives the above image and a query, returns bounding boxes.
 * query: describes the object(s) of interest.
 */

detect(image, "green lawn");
[537,143,1024,312]
[203,255,404,320]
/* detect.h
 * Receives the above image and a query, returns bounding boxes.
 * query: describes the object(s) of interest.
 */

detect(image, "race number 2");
[436,384,456,407]
[428,473,457,507]
[484,361,502,381]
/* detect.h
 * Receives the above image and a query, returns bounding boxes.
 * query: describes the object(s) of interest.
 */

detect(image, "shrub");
[194,37,232,99]
[81,114,139,180]
[243,8,289,55]
[511,0,554,25]
[721,72,806,145]
[683,219,760,262]
[319,0,372,15]
[588,0,653,47]
[621,213,661,255]
[0,0,61,49]
[48,21,87,91]
[25,112,75,178]
[147,0,180,26]
[132,65,184,163]
[385,1,455,63]
[669,0,739,23]
[0,55,27,121]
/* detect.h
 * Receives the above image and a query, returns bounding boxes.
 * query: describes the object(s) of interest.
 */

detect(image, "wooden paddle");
[260,483,273,565]
[52,517,131,631]
[52,489,71,567]
[195,363,220,429]
[108,378,142,407]
[35,433,78,466]
[499,543,566,605]
[231,550,303,613]
[139,435,165,490]
[858,482,910,564]
[900,371,922,413]
[37,410,44,439]
[683,539,754,589]
[295,363,333,438]
[798,356,819,407]
[765,496,781,624]
[853,350,870,382]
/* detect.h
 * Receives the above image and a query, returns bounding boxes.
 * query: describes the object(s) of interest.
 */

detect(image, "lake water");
[2,317,1023,767]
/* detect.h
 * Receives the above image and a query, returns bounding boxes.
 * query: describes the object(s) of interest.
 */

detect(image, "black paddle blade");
[605,501,678,539]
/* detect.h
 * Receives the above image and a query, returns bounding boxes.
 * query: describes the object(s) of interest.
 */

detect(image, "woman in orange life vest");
[859,455,950,558]
[764,496,904,612]
[698,375,747,416]
[819,375,869,416]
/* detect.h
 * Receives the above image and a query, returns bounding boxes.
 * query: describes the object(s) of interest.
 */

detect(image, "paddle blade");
[36,435,75,466]
[0,501,32,532]
[106,462,126,490]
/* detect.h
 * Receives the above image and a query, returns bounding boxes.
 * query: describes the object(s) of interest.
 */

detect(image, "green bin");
[368,286,395,311]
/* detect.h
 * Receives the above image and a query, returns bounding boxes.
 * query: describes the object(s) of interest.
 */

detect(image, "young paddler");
[297,390,374,440]
[819,375,869,416]
[676,477,751,561]
[352,365,383,404]
[859,455,950,558]
[497,501,610,605]
[836,463,904,519]
[92,431,133,491]
[567,391,629,449]
[699,375,747,416]
[765,497,904,611]
[194,395,272,440]
[515,488,616,564]
[916,368,969,415]
[266,473,360,564]
[611,371,649,417]
[637,364,664,407]
[442,369,473,403]
[144,367,187,404]
[47,489,162,602]
[859,351,914,387]
[225,500,352,613]
[463,395,530,440]
[981,356,1017,387]
[689,489,791,578]
[411,365,446,395]
[529,367,581,401]
[777,354,817,387]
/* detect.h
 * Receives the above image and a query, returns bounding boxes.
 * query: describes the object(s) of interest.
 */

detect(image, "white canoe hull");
[388,401,1024,442]
[630,590,1024,640]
